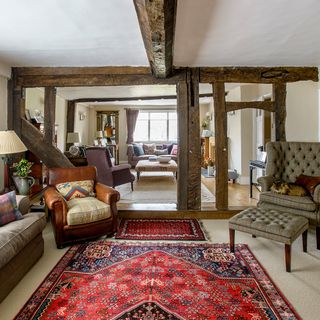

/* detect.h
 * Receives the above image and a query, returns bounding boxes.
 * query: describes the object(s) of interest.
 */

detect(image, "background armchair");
[257,141,320,249]
[86,147,135,191]
[44,166,120,248]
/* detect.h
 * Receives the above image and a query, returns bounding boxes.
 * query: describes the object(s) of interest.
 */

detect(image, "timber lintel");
[226,101,275,113]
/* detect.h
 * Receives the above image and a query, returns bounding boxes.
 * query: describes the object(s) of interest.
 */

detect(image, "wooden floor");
[118,176,259,215]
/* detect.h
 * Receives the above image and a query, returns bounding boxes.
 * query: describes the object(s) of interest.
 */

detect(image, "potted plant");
[12,159,35,195]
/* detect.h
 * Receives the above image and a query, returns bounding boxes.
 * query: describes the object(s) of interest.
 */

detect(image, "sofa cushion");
[67,197,111,226]
[56,180,94,201]
[0,191,23,226]
[143,143,156,155]
[133,143,144,156]
[155,149,168,155]
[171,144,178,155]
[259,191,316,212]
[295,174,320,195]
[0,212,46,269]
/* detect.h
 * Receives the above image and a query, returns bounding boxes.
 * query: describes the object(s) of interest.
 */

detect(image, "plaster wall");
[0,76,8,190]
[25,88,67,151]
[74,104,91,146]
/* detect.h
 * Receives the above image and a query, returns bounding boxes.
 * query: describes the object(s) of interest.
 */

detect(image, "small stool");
[229,207,309,272]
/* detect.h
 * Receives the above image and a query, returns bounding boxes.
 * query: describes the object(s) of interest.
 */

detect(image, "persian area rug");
[15,242,300,320]
[115,219,207,241]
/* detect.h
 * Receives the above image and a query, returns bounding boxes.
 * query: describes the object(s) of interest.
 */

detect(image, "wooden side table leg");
[229,228,235,253]
[285,244,291,272]
[302,229,308,252]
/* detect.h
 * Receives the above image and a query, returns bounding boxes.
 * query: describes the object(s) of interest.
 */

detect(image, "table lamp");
[0,131,27,191]
[96,131,104,146]
[67,132,81,155]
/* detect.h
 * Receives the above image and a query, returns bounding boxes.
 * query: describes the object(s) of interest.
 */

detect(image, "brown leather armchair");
[44,166,120,248]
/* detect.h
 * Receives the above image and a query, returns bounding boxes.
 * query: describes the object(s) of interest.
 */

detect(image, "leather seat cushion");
[259,191,316,212]
[67,197,111,226]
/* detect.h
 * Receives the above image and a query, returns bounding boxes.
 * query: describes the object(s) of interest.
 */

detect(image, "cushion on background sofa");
[133,143,145,156]
[0,191,23,226]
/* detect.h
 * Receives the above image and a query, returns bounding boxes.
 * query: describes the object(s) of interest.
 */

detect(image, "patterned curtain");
[126,109,139,144]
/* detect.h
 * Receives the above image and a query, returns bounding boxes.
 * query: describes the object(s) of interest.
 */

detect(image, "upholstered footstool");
[229,207,309,272]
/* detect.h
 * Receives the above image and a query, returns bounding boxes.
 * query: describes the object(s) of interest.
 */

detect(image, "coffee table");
[135,160,177,180]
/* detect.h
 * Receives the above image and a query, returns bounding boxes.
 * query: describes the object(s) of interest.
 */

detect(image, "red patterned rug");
[115,218,207,240]
[15,241,300,320]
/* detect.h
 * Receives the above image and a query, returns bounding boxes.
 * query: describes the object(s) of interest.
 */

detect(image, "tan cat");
[271,182,308,197]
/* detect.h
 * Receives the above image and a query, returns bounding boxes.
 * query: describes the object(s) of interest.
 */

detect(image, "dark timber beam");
[134,0,177,78]
[176,68,201,210]
[21,119,73,168]
[213,81,228,210]
[226,101,275,113]
[273,83,287,141]
[44,87,56,145]
[73,93,213,103]
[200,67,318,83]
[66,101,76,149]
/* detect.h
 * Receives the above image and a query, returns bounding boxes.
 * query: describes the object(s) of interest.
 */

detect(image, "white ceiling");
[0,0,319,69]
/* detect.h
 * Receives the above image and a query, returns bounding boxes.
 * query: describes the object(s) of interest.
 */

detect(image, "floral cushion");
[56,180,94,201]
[143,143,156,155]
[0,191,23,226]
[171,144,178,155]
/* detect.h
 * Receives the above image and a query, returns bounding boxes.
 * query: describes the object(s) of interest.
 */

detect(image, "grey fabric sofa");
[0,195,46,302]
[257,141,320,249]
[127,143,177,167]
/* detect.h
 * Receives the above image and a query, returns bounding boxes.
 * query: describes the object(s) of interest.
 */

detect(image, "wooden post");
[66,100,76,149]
[213,81,228,209]
[44,87,56,145]
[176,68,201,210]
[273,83,287,141]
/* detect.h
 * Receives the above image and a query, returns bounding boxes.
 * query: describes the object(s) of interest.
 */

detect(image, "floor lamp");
[0,131,27,192]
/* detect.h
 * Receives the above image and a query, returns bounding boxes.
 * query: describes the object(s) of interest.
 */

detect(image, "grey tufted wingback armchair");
[257,141,320,249]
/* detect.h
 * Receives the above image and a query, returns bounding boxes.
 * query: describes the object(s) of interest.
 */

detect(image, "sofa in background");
[0,195,46,302]
[127,143,178,167]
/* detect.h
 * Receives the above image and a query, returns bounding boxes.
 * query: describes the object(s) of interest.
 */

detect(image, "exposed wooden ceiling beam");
[200,67,318,83]
[73,93,213,103]
[134,0,177,78]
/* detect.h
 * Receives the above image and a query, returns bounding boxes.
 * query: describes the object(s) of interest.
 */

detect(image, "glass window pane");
[150,112,167,120]
[169,112,177,119]
[138,112,149,120]
[169,119,177,141]
[134,120,148,141]
[150,120,167,141]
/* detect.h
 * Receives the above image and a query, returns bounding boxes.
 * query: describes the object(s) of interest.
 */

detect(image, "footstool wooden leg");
[302,229,308,252]
[285,244,291,272]
[229,228,235,252]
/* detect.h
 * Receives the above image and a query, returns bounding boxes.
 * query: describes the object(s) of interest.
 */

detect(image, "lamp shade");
[0,131,27,155]
[96,131,104,138]
[67,132,80,144]
[201,130,212,138]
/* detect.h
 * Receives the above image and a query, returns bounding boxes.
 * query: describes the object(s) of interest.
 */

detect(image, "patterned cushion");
[67,197,111,226]
[0,191,23,226]
[56,180,94,201]
[143,143,156,155]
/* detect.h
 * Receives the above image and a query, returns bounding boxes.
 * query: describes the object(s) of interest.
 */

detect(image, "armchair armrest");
[95,182,120,205]
[127,144,134,158]
[312,184,320,204]
[111,164,131,172]
[257,175,274,192]
[44,187,66,210]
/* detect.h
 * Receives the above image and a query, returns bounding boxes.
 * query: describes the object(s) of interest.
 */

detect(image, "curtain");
[126,109,139,144]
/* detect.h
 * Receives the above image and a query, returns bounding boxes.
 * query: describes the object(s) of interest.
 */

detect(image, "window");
[134,111,177,142]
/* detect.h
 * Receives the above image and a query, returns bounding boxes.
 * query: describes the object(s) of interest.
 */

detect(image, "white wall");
[25,88,67,151]
[74,103,91,146]
[0,76,8,190]
[286,81,319,142]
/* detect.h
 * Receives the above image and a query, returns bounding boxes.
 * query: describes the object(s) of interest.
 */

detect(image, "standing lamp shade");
[67,132,81,144]
[0,131,27,155]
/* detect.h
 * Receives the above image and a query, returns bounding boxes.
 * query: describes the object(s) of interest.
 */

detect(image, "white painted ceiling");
[0,0,319,68]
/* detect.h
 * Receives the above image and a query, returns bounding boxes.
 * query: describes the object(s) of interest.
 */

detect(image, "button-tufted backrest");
[266,142,320,183]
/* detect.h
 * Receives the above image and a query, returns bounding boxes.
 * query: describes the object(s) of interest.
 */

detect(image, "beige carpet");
[116,172,215,204]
